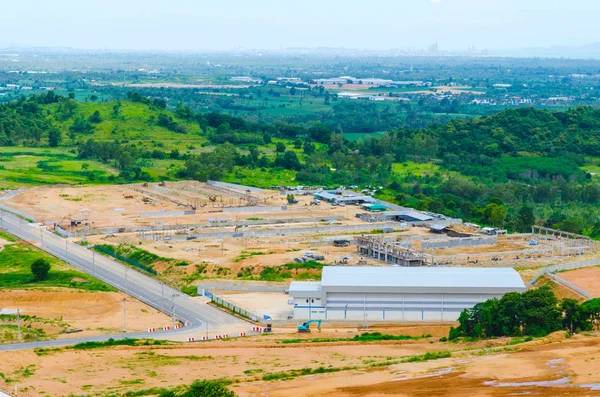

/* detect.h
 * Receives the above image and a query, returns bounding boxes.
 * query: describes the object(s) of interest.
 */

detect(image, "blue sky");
[0,0,598,51]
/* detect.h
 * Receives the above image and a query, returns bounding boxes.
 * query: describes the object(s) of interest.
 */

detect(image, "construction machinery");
[297,319,322,333]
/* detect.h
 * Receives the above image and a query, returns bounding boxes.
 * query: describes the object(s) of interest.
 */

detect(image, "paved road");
[0,207,248,351]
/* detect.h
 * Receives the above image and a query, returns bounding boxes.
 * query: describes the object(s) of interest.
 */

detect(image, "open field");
[1,325,599,396]
[0,290,171,341]
[557,266,600,297]
[4,182,366,230]
[0,232,172,343]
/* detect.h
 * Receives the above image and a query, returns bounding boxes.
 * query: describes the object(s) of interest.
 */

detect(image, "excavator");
[297,319,322,333]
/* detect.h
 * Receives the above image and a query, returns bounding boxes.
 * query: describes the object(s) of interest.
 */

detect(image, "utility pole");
[17,309,22,343]
[122,298,127,333]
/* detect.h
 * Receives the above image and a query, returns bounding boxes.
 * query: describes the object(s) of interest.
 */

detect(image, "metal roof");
[314,191,337,200]
[383,210,432,221]
[335,195,375,203]
[429,224,448,231]
[320,266,526,292]
[289,281,322,292]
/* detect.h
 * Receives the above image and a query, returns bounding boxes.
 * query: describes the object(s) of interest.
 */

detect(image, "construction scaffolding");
[356,236,429,267]
[531,225,592,255]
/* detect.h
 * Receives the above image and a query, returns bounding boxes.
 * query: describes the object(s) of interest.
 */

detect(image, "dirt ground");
[557,267,600,298]
[533,276,587,301]
[0,290,171,337]
[219,291,293,320]
[2,326,600,397]
[4,182,367,230]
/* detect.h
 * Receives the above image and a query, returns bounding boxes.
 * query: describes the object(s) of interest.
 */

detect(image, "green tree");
[515,205,535,232]
[561,298,591,333]
[88,110,102,123]
[159,380,237,397]
[48,128,62,147]
[275,142,286,153]
[483,203,507,227]
[31,258,51,282]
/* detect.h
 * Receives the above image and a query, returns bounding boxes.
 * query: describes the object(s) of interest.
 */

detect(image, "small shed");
[429,224,448,234]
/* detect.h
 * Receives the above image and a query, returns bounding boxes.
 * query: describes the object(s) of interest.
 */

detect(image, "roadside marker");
[147,328,156,333]
[188,337,195,342]
[163,326,170,331]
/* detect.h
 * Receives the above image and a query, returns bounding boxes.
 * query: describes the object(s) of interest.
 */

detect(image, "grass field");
[392,161,444,177]
[343,131,386,142]
[0,147,118,187]
[0,241,115,291]
[224,166,297,188]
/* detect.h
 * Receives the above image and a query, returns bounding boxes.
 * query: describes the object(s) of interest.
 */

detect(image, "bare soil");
[2,326,600,397]
[0,289,171,337]
[558,266,600,297]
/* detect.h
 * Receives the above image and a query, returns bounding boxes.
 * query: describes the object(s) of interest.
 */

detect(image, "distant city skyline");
[1,0,599,53]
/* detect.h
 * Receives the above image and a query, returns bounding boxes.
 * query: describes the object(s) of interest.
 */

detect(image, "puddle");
[546,358,565,369]
[484,377,570,387]
[580,383,600,391]
[392,367,456,382]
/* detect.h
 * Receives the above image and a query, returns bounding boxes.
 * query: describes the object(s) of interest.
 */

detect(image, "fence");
[223,206,286,213]
[207,180,264,194]
[545,272,593,299]
[0,204,36,222]
[170,222,402,241]
[529,258,600,287]
[419,236,497,250]
[93,245,158,275]
[207,292,264,323]
[138,210,196,217]
[197,283,287,293]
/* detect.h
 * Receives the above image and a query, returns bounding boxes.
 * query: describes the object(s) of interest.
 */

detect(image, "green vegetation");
[30,258,50,281]
[262,366,342,381]
[93,244,191,275]
[0,243,114,291]
[70,338,169,350]
[158,380,236,397]
[238,260,324,282]
[281,332,430,344]
[233,251,273,263]
[4,92,600,237]
[449,287,600,339]
[401,351,452,363]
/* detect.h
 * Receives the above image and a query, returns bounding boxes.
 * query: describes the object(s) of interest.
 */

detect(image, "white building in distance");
[289,267,526,322]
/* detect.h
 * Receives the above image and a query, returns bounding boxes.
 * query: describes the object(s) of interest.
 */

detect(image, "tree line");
[449,287,600,340]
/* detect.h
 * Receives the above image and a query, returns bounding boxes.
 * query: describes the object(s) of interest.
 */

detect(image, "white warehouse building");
[289,267,526,322]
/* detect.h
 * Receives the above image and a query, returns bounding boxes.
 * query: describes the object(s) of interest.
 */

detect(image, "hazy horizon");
[1,0,599,52]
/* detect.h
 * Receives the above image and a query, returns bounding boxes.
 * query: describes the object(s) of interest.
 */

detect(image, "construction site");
[2,182,597,287]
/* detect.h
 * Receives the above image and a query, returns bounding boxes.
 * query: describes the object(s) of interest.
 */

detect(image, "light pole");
[159,282,165,311]
[171,293,180,329]
[17,309,22,343]
[122,298,127,333]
